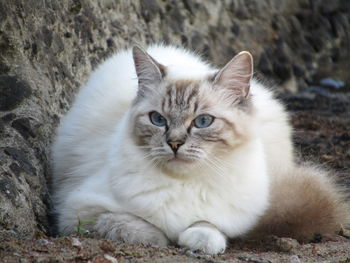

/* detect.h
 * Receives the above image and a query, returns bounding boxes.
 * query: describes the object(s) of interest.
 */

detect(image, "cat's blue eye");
[149,111,167,127]
[194,114,214,128]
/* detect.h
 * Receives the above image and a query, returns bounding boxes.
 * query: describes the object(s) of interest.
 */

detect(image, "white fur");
[52,44,293,254]
[178,225,226,254]
[95,213,169,246]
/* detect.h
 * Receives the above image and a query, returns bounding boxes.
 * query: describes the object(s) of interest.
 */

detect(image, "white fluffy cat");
[52,44,349,254]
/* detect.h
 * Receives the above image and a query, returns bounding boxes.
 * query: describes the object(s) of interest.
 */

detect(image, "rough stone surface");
[0,0,349,241]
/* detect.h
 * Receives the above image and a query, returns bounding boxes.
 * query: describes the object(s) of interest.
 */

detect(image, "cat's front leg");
[94,213,169,247]
[178,221,227,255]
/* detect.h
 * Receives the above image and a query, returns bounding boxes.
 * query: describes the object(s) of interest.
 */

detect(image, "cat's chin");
[160,156,198,177]
[167,156,194,164]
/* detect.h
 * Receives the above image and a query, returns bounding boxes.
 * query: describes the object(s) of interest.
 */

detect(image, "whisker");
[183,154,201,160]
[205,157,227,178]
[135,145,153,149]
[186,149,202,154]
[142,155,162,171]
[211,155,237,170]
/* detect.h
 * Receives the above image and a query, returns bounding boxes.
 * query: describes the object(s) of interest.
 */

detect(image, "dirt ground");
[1,87,350,263]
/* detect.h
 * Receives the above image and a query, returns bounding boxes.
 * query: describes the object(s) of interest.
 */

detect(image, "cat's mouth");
[161,156,196,177]
[167,156,194,164]
[160,154,200,176]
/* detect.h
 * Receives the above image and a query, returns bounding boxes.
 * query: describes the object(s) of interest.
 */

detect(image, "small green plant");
[76,217,96,237]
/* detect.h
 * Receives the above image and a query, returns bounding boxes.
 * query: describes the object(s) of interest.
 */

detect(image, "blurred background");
[0,0,349,242]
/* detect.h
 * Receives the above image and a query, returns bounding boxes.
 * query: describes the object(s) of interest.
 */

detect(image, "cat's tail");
[250,164,350,242]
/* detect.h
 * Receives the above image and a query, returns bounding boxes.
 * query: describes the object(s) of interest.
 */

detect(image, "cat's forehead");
[161,79,207,114]
[170,79,201,90]
[164,79,201,97]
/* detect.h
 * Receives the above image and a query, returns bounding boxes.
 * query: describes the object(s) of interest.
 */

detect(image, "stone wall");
[0,0,349,238]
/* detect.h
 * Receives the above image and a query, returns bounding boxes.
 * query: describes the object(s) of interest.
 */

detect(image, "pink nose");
[167,140,184,154]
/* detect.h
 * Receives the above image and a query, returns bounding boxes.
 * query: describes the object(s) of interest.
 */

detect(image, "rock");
[71,237,82,248]
[318,0,340,14]
[237,255,271,263]
[11,118,36,139]
[339,225,350,238]
[282,255,301,263]
[0,2,7,23]
[140,0,161,23]
[269,236,300,252]
[320,78,345,89]
[0,75,32,111]
[4,147,36,175]
[100,241,116,253]
[36,239,54,246]
[0,177,19,203]
[104,254,118,263]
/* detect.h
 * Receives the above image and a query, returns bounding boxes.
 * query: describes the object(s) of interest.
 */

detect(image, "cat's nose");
[167,140,184,154]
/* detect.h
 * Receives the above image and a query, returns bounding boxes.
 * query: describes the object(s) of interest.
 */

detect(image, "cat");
[52,44,349,254]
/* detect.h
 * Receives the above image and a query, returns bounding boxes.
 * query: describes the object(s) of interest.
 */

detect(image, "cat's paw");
[124,225,169,247]
[132,229,169,247]
[178,225,226,255]
[95,213,169,247]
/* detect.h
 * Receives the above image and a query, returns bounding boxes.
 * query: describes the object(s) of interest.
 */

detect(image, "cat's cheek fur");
[132,114,164,147]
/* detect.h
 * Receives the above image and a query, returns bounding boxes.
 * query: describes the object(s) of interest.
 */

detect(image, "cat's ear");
[213,51,253,98]
[132,45,165,93]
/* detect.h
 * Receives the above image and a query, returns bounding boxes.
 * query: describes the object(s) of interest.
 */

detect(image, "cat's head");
[129,46,256,177]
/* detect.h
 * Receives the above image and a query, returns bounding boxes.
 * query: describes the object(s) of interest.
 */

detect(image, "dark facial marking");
[187,88,199,112]
[199,131,230,147]
[133,124,160,146]
[193,101,199,113]
[187,122,194,134]
[161,98,166,113]
[132,113,163,146]
[236,93,253,113]
[166,87,173,110]
[216,117,236,132]
[162,80,201,114]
